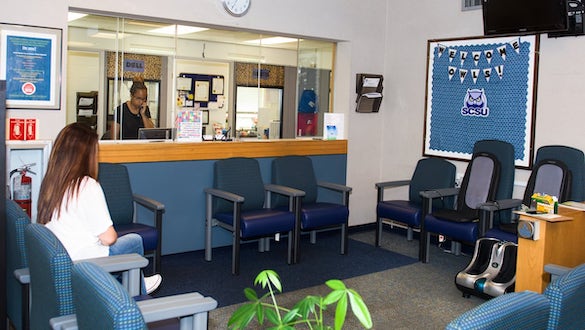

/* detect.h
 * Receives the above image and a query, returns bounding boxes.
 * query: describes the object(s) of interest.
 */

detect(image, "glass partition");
[67,11,335,139]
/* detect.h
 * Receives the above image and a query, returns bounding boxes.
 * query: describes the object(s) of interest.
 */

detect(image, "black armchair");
[482,145,584,242]
[420,140,515,263]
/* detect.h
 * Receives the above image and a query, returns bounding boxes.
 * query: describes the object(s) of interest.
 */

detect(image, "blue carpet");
[153,232,417,307]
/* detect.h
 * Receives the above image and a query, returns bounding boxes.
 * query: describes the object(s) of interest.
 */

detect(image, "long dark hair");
[37,123,99,224]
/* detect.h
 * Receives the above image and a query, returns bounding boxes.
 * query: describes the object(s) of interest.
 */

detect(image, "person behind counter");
[112,77,155,139]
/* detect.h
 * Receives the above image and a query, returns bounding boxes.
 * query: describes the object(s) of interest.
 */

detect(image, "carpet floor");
[153,229,418,308]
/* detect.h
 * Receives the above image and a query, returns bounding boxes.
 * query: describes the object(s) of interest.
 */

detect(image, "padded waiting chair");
[99,162,165,274]
[24,223,148,329]
[420,140,515,263]
[205,157,304,275]
[51,262,217,330]
[445,291,550,330]
[272,155,352,263]
[6,199,31,330]
[374,158,455,257]
[544,263,585,329]
[483,145,585,243]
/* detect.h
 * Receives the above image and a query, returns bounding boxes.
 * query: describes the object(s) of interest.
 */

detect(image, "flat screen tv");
[483,0,569,36]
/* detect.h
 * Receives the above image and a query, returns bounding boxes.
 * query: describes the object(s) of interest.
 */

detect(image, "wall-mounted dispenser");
[355,73,383,113]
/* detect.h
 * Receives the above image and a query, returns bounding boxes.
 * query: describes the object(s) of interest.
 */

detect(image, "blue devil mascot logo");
[461,88,489,117]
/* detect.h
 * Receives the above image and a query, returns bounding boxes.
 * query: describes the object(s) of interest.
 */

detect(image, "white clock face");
[223,0,251,17]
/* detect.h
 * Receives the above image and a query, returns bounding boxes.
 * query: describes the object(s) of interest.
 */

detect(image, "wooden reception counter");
[98,139,347,163]
[515,205,585,293]
[95,138,348,255]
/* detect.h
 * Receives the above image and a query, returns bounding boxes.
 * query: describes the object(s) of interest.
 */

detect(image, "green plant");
[228,269,373,330]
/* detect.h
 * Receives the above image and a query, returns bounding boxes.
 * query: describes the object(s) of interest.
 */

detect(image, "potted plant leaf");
[228,269,373,329]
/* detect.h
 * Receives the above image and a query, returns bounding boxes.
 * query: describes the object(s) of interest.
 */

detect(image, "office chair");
[272,155,352,263]
[482,145,584,243]
[374,158,455,256]
[6,199,30,330]
[205,157,304,275]
[420,140,515,263]
[50,262,217,330]
[446,291,550,330]
[24,223,148,329]
[98,162,165,274]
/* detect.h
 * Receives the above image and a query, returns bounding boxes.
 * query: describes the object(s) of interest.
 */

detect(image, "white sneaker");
[145,274,162,294]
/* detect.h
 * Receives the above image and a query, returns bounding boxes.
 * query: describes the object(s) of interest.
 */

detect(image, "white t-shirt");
[45,176,113,261]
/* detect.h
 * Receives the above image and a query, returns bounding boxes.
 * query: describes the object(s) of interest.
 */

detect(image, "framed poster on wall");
[0,24,62,109]
[423,35,539,168]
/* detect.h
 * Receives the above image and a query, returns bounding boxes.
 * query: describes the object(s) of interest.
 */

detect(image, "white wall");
[3,0,584,228]
[381,0,585,205]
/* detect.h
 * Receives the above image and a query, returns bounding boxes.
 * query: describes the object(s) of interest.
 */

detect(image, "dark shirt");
[114,102,152,139]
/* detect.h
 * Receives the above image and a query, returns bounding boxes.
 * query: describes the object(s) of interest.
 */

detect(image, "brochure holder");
[355,74,383,113]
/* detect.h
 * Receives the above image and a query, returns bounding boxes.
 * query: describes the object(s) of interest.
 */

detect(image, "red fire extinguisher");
[10,163,36,218]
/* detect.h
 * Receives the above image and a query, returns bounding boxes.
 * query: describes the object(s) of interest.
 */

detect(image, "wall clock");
[222,0,251,17]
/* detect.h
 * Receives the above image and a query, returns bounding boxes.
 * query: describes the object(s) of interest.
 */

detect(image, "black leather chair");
[271,155,352,263]
[205,157,304,274]
[482,145,584,242]
[98,163,165,274]
[420,140,515,263]
[374,158,455,259]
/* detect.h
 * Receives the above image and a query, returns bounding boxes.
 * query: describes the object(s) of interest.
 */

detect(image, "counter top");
[98,138,347,163]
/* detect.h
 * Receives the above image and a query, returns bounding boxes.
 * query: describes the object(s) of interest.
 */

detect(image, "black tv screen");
[483,0,569,36]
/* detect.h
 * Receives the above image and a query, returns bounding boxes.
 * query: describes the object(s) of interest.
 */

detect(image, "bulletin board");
[423,35,539,168]
[178,73,224,108]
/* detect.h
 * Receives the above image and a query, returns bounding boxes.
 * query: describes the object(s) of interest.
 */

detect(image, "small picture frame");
[202,109,209,124]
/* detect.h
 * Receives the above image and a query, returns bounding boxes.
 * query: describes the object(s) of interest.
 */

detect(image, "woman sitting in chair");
[37,123,162,294]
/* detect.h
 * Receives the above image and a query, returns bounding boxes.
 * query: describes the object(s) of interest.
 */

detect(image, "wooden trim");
[98,139,347,163]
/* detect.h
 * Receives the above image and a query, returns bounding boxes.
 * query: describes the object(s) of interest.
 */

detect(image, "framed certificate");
[0,24,62,110]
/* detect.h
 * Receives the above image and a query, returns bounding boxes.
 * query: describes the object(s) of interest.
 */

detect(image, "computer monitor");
[137,128,174,140]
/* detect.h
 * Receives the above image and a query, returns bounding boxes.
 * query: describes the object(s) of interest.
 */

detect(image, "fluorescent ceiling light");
[149,25,208,35]
[90,32,131,39]
[244,37,298,45]
[68,12,88,22]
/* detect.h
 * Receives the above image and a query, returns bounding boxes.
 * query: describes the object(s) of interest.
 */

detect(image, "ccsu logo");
[461,89,489,117]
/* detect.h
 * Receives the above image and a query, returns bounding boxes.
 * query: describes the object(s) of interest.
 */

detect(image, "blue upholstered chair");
[98,162,165,274]
[420,140,515,263]
[24,223,148,329]
[446,291,550,330]
[6,199,31,330]
[483,145,584,243]
[50,262,217,330]
[374,158,455,258]
[205,157,304,275]
[271,156,352,263]
[544,263,585,329]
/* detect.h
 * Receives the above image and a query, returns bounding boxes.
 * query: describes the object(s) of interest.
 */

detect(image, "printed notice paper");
[323,113,344,140]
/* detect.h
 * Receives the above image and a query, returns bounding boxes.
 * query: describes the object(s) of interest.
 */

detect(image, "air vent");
[462,0,482,11]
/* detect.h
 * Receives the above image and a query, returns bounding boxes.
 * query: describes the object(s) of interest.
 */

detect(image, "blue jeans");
[109,233,147,295]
